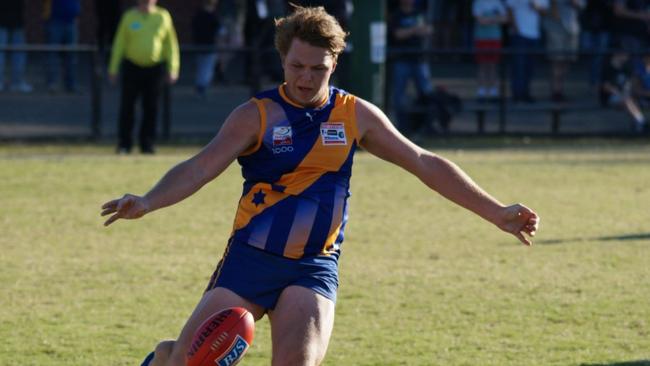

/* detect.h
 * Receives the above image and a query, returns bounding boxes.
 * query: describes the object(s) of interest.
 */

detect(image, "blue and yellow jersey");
[229,84,359,259]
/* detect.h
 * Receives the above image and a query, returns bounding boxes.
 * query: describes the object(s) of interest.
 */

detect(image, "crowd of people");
[388,0,650,134]
[1,0,649,151]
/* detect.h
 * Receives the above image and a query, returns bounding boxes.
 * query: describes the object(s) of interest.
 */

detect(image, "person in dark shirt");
[580,0,613,87]
[0,0,32,93]
[192,0,221,97]
[388,0,434,133]
[601,49,647,132]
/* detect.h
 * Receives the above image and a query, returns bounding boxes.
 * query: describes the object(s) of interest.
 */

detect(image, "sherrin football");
[186,307,255,366]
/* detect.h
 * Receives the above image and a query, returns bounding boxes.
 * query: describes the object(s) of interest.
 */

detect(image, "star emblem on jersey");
[252,189,266,207]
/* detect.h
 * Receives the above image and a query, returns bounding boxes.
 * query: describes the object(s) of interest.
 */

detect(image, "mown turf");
[0,142,648,365]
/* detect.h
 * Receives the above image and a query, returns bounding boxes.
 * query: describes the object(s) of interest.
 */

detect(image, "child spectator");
[192,0,220,97]
[601,50,647,132]
[472,0,508,101]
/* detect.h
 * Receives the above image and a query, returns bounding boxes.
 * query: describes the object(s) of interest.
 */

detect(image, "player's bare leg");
[149,287,265,366]
[268,286,335,366]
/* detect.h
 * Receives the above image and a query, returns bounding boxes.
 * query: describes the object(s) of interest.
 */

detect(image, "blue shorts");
[205,240,339,310]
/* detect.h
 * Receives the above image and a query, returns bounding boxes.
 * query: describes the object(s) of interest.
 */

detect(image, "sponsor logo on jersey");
[217,335,249,366]
[273,126,292,146]
[272,126,294,154]
[320,123,347,145]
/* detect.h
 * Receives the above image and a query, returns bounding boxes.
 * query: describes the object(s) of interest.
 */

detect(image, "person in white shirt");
[506,0,549,103]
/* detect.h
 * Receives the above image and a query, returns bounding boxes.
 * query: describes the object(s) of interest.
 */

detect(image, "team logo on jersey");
[320,123,347,146]
[272,126,294,154]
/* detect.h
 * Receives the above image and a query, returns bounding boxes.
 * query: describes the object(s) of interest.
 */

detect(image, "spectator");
[506,0,549,103]
[472,0,509,101]
[244,0,287,85]
[108,0,180,154]
[432,0,460,49]
[388,0,434,132]
[213,0,245,84]
[543,0,585,102]
[192,0,221,97]
[44,0,81,93]
[601,49,647,132]
[0,0,32,93]
[579,0,613,88]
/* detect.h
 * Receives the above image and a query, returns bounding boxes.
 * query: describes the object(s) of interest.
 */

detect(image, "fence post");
[348,0,386,107]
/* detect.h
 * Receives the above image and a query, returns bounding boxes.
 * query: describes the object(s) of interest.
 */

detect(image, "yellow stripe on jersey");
[230,91,358,258]
[239,98,267,156]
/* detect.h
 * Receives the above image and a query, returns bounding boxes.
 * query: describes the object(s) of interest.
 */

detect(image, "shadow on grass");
[537,233,650,245]
[580,361,650,366]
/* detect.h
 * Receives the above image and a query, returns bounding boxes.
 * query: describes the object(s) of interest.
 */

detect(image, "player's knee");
[150,340,174,366]
[164,339,192,366]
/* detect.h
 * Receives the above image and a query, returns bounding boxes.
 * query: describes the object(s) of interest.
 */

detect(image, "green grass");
[1,141,649,366]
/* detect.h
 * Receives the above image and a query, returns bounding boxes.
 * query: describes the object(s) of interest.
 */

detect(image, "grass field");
[1,141,649,366]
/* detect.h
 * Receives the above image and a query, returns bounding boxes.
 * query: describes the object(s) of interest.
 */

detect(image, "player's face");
[282,38,337,108]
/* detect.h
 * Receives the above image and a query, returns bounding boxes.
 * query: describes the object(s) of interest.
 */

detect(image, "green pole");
[347,0,386,108]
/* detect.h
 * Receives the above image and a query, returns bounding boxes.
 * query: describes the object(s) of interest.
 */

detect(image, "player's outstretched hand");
[101,194,149,226]
[496,204,539,246]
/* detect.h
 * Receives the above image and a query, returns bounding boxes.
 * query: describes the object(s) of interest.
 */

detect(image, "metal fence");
[0,44,645,140]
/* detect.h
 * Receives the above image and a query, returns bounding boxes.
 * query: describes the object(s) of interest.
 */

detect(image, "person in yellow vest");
[109,0,179,154]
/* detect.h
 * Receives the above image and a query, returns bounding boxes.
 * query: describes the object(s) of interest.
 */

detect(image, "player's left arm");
[356,98,539,245]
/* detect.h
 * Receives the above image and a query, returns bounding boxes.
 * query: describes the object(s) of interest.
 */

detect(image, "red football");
[186,307,255,366]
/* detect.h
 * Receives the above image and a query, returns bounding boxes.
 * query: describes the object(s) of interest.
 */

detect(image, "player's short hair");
[274,5,347,59]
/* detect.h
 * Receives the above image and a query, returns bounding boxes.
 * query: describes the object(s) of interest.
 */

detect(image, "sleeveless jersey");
[229,84,359,259]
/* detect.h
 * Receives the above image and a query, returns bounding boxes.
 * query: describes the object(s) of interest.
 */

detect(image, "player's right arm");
[101,101,260,226]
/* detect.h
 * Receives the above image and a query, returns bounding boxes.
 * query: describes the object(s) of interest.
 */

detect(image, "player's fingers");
[101,199,119,210]
[104,213,121,227]
[515,231,532,246]
[523,225,536,236]
[101,207,116,216]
